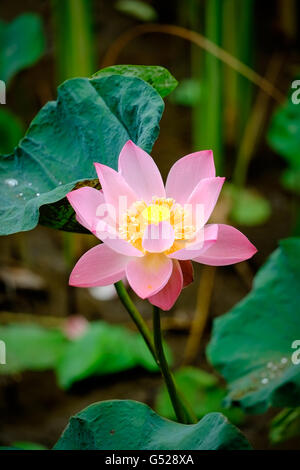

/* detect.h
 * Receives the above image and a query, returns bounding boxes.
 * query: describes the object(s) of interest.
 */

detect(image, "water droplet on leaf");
[5,178,18,187]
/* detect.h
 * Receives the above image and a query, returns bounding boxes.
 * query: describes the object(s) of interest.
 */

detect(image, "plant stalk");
[200,0,223,174]
[51,0,95,82]
[114,281,158,365]
[153,305,189,424]
[114,281,197,424]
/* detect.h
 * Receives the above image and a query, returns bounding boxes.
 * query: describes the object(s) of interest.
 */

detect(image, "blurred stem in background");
[278,0,297,41]
[223,0,254,145]
[189,0,223,175]
[52,0,96,311]
[185,0,222,356]
[51,0,95,83]
[233,54,283,189]
[189,0,254,175]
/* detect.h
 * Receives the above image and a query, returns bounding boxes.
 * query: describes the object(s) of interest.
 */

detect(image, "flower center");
[141,204,170,224]
[119,196,196,253]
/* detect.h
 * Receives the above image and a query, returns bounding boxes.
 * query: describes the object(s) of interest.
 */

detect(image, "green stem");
[190,0,223,174]
[153,305,189,424]
[52,0,95,83]
[114,281,158,365]
[114,281,197,424]
[222,0,239,144]
[235,0,254,139]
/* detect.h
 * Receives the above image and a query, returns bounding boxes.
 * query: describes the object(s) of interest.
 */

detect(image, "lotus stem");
[114,280,158,365]
[153,305,190,424]
[115,281,197,424]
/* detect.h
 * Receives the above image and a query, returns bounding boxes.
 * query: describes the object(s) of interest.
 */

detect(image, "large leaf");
[54,400,251,450]
[0,324,67,374]
[93,65,178,98]
[207,238,300,414]
[155,367,244,425]
[56,321,172,389]
[0,13,45,84]
[0,73,164,235]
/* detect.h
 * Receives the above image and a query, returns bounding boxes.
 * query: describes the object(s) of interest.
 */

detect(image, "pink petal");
[126,254,172,299]
[148,260,183,311]
[76,214,90,230]
[142,221,175,253]
[67,187,105,233]
[165,150,215,204]
[100,236,143,257]
[118,140,165,203]
[69,243,128,287]
[94,163,137,222]
[179,260,194,288]
[193,224,257,266]
[187,177,225,228]
[93,217,143,257]
[169,224,218,260]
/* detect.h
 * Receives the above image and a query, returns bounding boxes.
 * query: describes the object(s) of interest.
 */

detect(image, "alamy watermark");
[291,340,300,365]
[0,80,6,104]
[0,340,6,365]
[291,80,300,104]
[94,198,206,249]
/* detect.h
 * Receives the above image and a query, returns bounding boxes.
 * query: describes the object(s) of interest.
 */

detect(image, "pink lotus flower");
[67,141,257,310]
